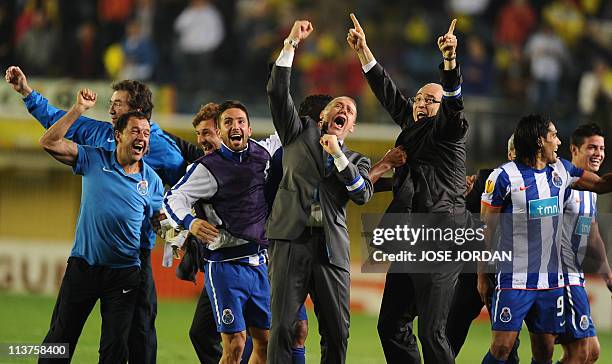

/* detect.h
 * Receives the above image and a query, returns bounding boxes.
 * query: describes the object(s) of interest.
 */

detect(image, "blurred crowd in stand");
[0,0,610,129]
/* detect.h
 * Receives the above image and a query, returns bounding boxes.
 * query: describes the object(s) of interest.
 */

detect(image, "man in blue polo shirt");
[5,65,180,363]
[38,88,163,363]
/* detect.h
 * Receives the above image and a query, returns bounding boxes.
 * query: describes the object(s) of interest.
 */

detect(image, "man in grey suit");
[266,20,374,364]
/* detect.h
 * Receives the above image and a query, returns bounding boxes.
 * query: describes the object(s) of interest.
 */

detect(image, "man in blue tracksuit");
[38,88,163,363]
[5,65,183,364]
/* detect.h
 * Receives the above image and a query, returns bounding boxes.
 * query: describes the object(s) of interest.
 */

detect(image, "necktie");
[326,155,334,175]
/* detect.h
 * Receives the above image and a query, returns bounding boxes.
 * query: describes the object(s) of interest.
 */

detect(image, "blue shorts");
[297,303,307,321]
[558,285,596,341]
[204,261,271,333]
[491,287,565,334]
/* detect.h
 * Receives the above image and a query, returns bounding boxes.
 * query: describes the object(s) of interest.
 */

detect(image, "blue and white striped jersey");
[561,189,597,286]
[481,158,584,289]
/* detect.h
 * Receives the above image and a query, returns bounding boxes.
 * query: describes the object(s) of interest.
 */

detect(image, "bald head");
[419,83,443,97]
[412,83,443,122]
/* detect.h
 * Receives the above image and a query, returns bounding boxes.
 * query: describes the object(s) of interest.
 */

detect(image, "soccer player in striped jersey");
[558,123,612,364]
[479,114,612,364]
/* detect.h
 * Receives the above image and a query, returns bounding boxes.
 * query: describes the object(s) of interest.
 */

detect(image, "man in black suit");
[348,14,467,364]
[266,19,374,364]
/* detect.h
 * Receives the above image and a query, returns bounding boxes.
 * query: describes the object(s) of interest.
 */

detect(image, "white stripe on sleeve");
[163,163,218,229]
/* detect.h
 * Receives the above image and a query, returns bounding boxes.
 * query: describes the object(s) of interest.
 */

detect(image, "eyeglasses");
[410,96,441,105]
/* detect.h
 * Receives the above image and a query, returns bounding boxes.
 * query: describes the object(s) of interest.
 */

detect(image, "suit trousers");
[268,227,350,364]
[377,263,462,364]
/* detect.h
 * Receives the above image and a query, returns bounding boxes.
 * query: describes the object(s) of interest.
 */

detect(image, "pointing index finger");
[447,18,457,35]
[350,13,362,32]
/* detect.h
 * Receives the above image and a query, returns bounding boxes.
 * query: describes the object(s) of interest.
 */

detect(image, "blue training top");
[24,90,186,249]
[71,145,164,268]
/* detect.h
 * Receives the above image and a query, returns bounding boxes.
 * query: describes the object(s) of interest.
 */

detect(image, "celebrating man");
[38,89,163,363]
[266,19,373,363]
[348,14,468,363]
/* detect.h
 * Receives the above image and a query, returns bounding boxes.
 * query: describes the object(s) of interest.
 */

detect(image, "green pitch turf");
[0,293,609,363]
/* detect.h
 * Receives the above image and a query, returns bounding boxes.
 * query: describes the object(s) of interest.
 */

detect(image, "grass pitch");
[0,293,609,363]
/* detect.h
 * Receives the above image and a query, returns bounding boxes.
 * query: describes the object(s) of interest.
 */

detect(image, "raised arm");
[5,66,33,97]
[6,65,113,147]
[347,14,411,128]
[434,19,468,140]
[438,19,458,71]
[39,89,97,166]
[266,20,314,146]
[346,13,375,67]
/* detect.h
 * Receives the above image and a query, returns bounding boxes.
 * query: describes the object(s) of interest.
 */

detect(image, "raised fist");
[288,20,314,43]
[4,66,32,97]
[76,88,97,112]
[320,134,341,156]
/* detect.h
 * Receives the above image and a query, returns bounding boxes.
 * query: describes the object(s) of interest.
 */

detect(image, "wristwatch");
[284,38,299,49]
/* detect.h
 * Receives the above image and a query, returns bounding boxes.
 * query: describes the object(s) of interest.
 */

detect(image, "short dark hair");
[111,80,154,119]
[217,100,249,127]
[193,102,220,128]
[513,114,552,165]
[570,123,604,148]
[114,110,150,134]
[298,94,333,121]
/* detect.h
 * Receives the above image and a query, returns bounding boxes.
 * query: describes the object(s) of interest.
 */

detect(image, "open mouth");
[416,111,427,119]
[229,132,243,144]
[333,115,346,128]
[132,141,145,154]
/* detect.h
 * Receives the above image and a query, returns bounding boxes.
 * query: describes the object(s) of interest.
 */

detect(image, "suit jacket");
[266,64,373,271]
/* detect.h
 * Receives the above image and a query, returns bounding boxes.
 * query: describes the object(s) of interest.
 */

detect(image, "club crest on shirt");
[137,180,148,196]
[580,315,590,331]
[222,308,235,325]
[552,171,563,188]
[500,307,512,323]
